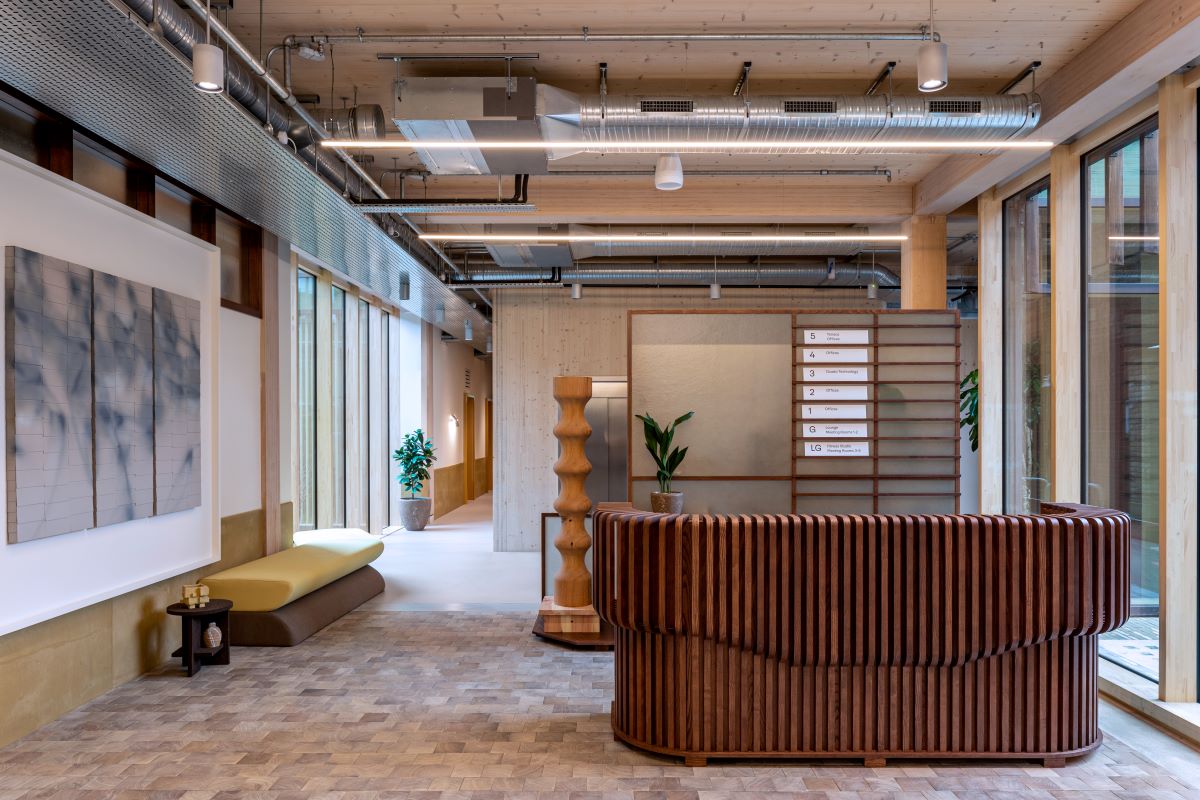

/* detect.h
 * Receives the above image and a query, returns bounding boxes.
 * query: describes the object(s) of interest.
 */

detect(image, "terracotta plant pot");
[398,497,433,531]
[650,491,684,514]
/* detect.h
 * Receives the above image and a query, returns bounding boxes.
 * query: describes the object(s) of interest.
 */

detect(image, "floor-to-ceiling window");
[381,311,391,527]
[331,285,347,527]
[358,298,370,527]
[296,270,318,530]
[1085,118,1160,681]
[1002,178,1053,513]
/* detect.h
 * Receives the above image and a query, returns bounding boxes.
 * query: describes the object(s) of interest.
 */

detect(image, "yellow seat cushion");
[203,533,384,612]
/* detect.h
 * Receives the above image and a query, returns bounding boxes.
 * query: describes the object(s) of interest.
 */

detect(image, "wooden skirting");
[433,463,465,519]
[593,503,1130,766]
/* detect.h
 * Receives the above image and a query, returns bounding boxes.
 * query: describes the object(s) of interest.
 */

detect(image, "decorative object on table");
[202,621,223,648]
[165,598,231,676]
[393,429,436,531]
[533,376,613,649]
[635,410,694,513]
[959,367,979,452]
[181,583,209,608]
[5,246,202,545]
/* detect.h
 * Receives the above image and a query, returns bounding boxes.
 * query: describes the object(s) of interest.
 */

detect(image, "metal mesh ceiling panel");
[0,0,489,339]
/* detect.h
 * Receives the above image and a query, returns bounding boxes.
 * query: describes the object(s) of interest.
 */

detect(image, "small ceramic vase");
[203,622,223,649]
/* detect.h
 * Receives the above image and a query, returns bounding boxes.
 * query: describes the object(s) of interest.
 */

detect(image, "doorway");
[485,398,494,493]
[462,393,476,503]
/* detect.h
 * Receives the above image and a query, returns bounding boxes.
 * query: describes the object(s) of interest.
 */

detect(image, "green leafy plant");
[635,411,695,494]
[393,429,437,498]
[959,369,979,452]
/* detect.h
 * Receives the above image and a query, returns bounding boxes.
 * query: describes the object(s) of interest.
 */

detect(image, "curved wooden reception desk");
[592,503,1130,766]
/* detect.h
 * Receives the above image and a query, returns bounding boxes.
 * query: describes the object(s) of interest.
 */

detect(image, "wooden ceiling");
[224,1,1143,229]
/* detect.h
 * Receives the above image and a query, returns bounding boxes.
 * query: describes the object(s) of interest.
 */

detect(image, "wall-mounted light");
[192,1,224,94]
[655,153,684,191]
[709,282,721,300]
[570,283,583,300]
[450,414,460,427]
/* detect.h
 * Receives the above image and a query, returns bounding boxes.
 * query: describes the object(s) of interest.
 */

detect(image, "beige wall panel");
[434,463,465,518]
[1157,74,1198,703]
[630,313,792,479]
[492,287,875,552]
[1049,145,1082,502]
[977,189,1004,512]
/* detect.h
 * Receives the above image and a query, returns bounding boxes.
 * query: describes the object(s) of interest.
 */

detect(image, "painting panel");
[5,246,95,543]
[153,287,202,515]
[93,272,155,526]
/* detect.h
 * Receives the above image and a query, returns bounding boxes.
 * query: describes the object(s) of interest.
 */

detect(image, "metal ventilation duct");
[568,94,1041,152]
[451,263,901,288]
[0,0,488,338]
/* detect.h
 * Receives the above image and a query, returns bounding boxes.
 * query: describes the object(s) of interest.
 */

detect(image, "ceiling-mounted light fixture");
[655,154,684,191]
[323,138,1052,152]
[485,336,493,354]
[709,283,722,300]
[419,233,908,244]
[570,283,583,300]
[867,281,879,300]
[296,41,327,61]
[917,1,948,93]
[434,303,446,324]
[463,320,473,342]
[192,0,224,94]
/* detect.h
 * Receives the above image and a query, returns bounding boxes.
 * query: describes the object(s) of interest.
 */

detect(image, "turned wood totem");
[551,376,593,608]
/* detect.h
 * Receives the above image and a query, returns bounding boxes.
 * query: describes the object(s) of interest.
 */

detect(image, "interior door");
[462,393,476,502]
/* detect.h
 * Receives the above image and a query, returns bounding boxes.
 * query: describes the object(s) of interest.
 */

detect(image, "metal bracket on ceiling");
[865,61,897,97]
[998,61,1042,95]
[598,62,608,122]
[733,61,752,97]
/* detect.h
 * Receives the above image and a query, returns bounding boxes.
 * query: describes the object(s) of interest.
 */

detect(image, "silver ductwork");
[569,94,1040,151]
[451,262,901,288]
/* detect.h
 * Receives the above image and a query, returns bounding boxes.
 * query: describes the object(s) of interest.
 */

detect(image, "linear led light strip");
[322,139,1055,152]
[419,233,908,243]
[1108,235,1159,241]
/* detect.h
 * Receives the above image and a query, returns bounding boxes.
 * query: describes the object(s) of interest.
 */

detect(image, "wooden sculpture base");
[533,597,615,650]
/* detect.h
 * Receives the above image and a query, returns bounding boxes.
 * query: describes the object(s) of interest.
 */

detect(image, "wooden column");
[900,215,947,309]
[1049,145,1082,503]
[126,167,155,217]
[1157,73,1198,703]
[33,118,72,179]
[976,189,1004,513]
[552,376,593,607]
[260,234,282,554]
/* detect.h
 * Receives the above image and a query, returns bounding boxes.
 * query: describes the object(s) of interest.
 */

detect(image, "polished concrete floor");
[369,493,541,611]
[2,609,1198,799]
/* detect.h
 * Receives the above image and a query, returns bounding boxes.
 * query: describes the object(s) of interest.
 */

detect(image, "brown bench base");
[229,565,384,646]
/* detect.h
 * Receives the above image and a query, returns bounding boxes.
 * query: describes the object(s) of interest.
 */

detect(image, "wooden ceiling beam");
[402,175,913,226]
[914,0,1200,215]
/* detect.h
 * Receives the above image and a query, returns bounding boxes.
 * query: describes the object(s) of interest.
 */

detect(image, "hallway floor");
[366,493,541,611]
[1,610,1197,799]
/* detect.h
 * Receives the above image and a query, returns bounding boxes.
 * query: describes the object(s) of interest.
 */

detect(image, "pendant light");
[192,0,225,94]
[463,320,473,342]
[654,154,684,191]
[570,282,583,300]
[917,1,948,93]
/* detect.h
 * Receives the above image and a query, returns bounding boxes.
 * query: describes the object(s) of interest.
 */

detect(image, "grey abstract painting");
[94,273,155,527]
[6,247,96,543]
[153,287,202,516]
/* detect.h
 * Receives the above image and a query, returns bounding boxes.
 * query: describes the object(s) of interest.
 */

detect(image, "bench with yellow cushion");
[202,529,385,646]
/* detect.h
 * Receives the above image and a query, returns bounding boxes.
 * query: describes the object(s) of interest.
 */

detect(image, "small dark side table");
[166,599,232,676]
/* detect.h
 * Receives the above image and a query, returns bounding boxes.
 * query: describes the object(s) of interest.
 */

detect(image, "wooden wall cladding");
[592,503,1130,766]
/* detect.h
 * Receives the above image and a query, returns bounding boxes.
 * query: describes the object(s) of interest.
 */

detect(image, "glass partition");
[1085,119,1160,682]
[1002,178,1053,512]
[331,286,347,527]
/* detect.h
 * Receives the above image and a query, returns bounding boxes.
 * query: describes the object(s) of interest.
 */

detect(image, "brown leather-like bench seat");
[229,565,384,647]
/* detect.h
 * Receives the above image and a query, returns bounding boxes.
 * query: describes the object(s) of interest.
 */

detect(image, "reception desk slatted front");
[592,504,1129,766]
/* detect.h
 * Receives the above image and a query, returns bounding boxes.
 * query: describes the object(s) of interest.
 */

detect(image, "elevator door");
[583,380,628,504]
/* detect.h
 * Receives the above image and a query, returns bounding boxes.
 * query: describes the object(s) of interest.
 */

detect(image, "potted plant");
[959,368,979,452]
[635,411,694,514]
[393,429,437,531]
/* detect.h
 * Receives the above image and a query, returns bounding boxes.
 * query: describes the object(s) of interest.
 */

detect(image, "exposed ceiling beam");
[915,0,1200,214]
[403,176,913,226]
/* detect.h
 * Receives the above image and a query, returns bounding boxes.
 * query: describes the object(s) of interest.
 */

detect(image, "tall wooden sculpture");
[534,376,610,647]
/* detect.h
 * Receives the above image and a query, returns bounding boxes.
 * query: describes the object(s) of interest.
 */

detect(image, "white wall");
[0,151,220,636]
[218,308,261,516]
[429,326,492,469]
